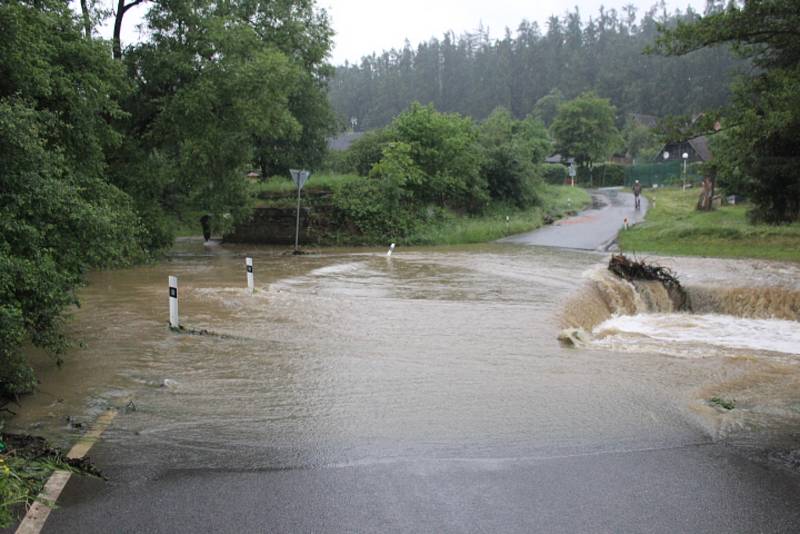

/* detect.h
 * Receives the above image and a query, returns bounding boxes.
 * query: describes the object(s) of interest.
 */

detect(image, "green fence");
[625,161,701,187]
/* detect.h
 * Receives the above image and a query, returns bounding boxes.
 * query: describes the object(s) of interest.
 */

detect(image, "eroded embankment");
[562,268,800,332]
[560,259,800,462]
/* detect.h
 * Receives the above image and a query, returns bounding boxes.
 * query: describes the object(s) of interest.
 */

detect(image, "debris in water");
[608,254,690,311]
[709,396,736,411]
[558,327,591,347]
[160,379,178,388]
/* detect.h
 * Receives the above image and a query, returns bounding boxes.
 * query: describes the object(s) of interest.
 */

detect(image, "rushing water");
[8,239,800,470]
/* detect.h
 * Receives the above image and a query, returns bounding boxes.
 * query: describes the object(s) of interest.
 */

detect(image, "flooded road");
[7,239,800,532]
[11,240,800,469]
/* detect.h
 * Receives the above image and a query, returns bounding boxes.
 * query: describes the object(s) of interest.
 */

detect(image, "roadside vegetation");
[0,0,333,400]
[296,103,590,246]
[619,188,800,262]
[0,433,98,528]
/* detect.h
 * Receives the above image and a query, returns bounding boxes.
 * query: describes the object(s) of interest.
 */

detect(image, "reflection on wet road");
[500,188,648,250]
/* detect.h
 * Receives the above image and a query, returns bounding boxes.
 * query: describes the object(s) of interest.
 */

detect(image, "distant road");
[500,187,648,251]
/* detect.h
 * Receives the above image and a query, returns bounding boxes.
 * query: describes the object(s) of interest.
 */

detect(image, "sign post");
[168,276,179,329]
[246,257,254,292]
[289,169,311,252]
[568,163,576,187]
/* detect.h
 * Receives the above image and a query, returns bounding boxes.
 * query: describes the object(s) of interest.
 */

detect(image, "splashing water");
[593,313,800,359]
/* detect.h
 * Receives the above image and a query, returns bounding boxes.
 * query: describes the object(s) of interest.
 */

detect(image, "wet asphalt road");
[500,188,648,250]
[41,441,800,533]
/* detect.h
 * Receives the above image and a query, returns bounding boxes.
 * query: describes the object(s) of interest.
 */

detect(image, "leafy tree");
[1,1,146,397]
[550,92,622,172]
[532,89,564,127]
[517,114,554,164]
[344,129,392,176]
[477,108,542,207]
[114,0,336,238]
[651,0,800,222]
[0,0,336,398]
[622,120,659,161]
[388,103,487,212]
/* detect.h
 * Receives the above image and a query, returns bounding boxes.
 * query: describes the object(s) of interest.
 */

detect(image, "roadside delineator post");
[387,243,396,257]
[169,276,179,329]
[246,257,254,293]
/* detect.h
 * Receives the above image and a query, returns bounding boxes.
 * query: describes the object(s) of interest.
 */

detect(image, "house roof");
[655,135,713,162]
[630,113,658,129]
[688,136,712,162]
[544,154,575,164]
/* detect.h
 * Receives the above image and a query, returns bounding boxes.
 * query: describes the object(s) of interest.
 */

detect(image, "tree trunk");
[79,0,92,40]
[696,175,715,211]
[113,0,147,60]
[113,0,126,60]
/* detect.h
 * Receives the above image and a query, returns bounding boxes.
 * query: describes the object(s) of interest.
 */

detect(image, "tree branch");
[113,0,148,60]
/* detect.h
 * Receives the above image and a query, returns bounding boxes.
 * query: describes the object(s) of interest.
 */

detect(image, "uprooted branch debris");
[1,433,105,479]
[608,254,690,311]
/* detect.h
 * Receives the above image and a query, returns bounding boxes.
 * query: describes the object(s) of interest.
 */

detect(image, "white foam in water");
[593,313,800,357]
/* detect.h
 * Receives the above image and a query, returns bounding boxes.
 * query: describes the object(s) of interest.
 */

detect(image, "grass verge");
[0,433,99,528]
[619,188,800,262]
[249,173,361,195]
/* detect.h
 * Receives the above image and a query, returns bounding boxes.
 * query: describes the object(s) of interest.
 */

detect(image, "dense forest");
[329,1,743,129]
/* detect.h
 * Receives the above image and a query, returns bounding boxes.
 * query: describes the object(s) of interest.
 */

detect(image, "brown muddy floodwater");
[8,240,800,470]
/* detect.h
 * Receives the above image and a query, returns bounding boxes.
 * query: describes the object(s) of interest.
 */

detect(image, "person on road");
[632,180,642,209]
[200,214,212,242]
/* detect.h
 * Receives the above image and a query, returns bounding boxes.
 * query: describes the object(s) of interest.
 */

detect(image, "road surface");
[37,441,800,533]
[500,187,648,250]
[10,193,800,534]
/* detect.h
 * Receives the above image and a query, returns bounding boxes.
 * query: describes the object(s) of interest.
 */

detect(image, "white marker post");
[168,276,179,329]
[387,243,396,257]
[246,257,254,292]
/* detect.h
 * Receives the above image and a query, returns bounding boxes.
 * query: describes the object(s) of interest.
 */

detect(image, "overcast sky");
[100,0,705,65]
[323,0,703,65]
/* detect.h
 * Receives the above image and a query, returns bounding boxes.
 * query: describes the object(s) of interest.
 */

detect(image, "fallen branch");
[608,254,690,311]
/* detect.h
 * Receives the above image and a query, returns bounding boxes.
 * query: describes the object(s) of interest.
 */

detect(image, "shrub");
[478,108,542,208]
[389,103,488,213]
[595,163,626,186]
[330,177,420,243]
[542,163,568,185]
[343,129,392,176]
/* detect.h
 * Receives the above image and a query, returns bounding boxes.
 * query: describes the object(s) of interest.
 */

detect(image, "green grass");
[406,185,591,245]
[249,173,361,195]
[619,188,800,262]
[0,442,77,528]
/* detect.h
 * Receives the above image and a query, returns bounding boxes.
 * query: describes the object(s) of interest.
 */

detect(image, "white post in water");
[168,276,179,329]
[387,243,396,257]
[246,257,254,292]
